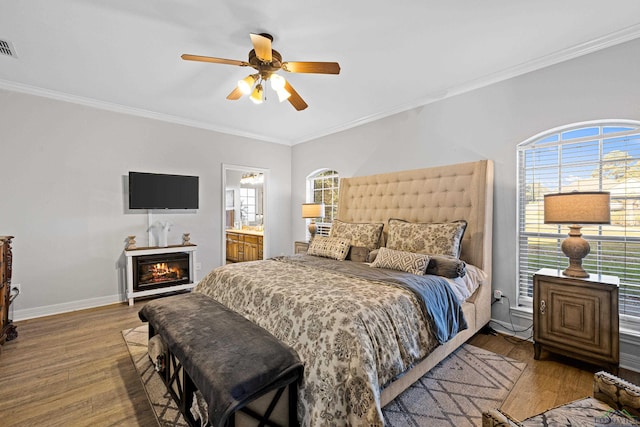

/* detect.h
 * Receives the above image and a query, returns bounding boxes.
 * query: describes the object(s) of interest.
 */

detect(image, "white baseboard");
[490,316,640,373]
[12,294,124,321]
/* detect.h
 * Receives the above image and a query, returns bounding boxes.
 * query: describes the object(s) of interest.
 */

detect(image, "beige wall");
[0,89,291,318]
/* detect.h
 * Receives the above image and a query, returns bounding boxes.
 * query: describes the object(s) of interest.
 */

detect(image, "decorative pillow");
[386,218,467,258]
[426,254,467,278]
[307,236,351,261]
[330,219,384,251]
[370,247,430,275]
[347,246,370,263]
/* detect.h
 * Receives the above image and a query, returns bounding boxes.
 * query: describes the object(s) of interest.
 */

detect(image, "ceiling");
[1,1,640,145]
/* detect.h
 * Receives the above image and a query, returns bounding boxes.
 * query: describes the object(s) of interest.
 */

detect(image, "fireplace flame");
[149,262,181,282]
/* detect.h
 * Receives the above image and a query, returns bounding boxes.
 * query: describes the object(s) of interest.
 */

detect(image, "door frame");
[221,164,269,265]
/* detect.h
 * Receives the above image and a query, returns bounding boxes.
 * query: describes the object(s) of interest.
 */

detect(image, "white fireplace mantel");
[124,244,197,306]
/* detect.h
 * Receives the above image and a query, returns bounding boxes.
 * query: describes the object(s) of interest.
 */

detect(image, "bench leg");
[289,383,299,427]
[161,348,200,427]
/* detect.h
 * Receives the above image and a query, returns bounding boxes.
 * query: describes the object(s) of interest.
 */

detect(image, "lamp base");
[561,224,590,278]
[308,220,317,242]
[562,266,589,278]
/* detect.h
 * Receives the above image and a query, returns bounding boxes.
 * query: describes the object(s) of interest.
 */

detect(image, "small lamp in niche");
[301,203,325,241]
[543,191,610,278]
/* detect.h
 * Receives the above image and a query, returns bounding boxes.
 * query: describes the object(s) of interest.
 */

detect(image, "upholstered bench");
[482,371,640,426]
[139,292,303,427]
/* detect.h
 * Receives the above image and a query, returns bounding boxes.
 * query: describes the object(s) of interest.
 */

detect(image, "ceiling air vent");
[0,39,17,58]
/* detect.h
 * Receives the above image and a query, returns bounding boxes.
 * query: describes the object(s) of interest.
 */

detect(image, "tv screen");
[129,172,199,209]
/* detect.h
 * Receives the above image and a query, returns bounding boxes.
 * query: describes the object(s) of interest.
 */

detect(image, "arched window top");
[518,120,640,149]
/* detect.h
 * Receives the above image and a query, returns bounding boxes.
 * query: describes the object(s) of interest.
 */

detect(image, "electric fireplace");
[124,244,197,306]
[133,252,190,291]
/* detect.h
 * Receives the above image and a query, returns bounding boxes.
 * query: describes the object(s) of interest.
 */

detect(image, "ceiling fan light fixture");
[250,83,264,104]
[270,74,286,90]
[276,87,291,102]
[238,74,258,95]
[181,32,340,111]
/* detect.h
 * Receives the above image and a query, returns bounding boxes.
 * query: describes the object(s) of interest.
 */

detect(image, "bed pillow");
[347,246,370,263]
[330,219,384,251]
[459,264,488,295]
[426,254,467,278]
[370,247,430,275]
[386,218,467,258]
[307,236,351,261]
[445,264,488,302]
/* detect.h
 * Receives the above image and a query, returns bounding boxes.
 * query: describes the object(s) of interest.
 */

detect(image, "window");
[517,121,640,325]
[306,169,339,237]
[239,187,256,223]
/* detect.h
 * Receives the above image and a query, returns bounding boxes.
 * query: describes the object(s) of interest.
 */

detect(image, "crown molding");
[0,79,291,146]
[2,23,640,147]
[292,23,640,145]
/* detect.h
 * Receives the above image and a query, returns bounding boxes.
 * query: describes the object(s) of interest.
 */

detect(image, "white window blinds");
[307,170,339,237]
[517,123,640,322]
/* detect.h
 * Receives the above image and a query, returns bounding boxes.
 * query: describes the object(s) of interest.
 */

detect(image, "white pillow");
[448,264,488,301]
[454,264,489,299]
[444,277,470,302]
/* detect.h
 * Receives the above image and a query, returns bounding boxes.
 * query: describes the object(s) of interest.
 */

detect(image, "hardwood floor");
[0,302,638,426]
[467,331,640,421]
[0,302,156,427]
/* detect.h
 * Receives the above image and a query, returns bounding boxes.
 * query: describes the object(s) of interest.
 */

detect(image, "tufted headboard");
[336,160,494,272]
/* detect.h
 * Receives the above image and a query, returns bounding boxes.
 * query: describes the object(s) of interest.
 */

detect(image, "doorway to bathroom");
[222,164,268,265]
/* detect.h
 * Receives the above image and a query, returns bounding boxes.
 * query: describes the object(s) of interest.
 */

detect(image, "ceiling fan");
[181,33,340,111]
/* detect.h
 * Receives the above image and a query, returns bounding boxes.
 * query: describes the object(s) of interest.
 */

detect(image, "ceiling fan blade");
[282,61,340,74]
[284,81,308,111]
[181,54,249,67]
[249,33,273,62]
[226,86,244,100]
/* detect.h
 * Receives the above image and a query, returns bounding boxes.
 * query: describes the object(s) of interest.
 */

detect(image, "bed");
[194,159,494,426]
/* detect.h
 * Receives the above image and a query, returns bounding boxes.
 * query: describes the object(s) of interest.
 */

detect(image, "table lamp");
[543,191,610,278]
[301,203,325,241]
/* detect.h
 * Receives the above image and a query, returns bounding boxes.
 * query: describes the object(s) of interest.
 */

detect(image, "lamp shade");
[237,74,257,95]
[250,83,264,104]
[301,203,325,219]
[544,192,611,224]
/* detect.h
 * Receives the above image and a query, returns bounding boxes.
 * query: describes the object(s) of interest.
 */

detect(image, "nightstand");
[294,241,309,254]
[533,268,619,373]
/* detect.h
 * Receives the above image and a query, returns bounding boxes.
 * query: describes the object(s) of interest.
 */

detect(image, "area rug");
[123,325,525,426]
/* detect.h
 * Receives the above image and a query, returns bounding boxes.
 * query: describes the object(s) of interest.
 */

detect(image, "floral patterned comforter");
[194,255,453,426]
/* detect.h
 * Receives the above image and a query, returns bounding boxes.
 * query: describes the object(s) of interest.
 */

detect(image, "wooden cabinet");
[533,268,619,373]
[1,236,15,345]
[294,241,309,254]
[243,234,261,261]
[226,232,242,263]
[226,231,263,263]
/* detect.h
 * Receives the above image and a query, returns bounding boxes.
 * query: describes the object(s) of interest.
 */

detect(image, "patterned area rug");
[122,325,525,426]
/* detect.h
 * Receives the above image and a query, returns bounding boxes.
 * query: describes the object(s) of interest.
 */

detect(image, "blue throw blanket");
[277,255,467,344]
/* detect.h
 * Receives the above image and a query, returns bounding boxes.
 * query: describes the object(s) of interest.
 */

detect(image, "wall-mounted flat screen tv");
[129,172,199,209]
